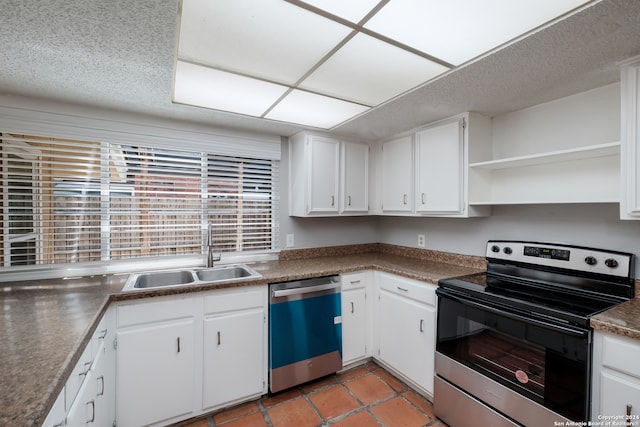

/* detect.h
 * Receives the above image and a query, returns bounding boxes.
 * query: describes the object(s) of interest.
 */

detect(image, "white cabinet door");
[377,289,435,394]
[202,309,265,410]
[341,287,368,365]
[621,57,640,219]
[116,319,197,427]
[599,370,640,421]
[308,135,340,214]
[65,369,95,427]
[381,136,413,212]
[415,119,463,213]
[341,142,369,214]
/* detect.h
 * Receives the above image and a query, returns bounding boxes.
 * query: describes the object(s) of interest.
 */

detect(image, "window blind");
[0,133,278,269]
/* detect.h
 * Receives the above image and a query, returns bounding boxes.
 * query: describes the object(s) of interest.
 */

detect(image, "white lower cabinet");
[116,318,197,426]
[202,286,267,410]
[374,272,437,397]
[592,331,640,422]
[115,286,268,427]
[340,271,373,366]
[43,307,116,427]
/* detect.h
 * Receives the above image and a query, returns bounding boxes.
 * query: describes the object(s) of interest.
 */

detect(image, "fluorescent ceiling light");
[300,33,449,105]
[173,61,288,117]
[174,0,590,129]
[178,0,352,85]
[365,0,590,66]
[265,90,370,129]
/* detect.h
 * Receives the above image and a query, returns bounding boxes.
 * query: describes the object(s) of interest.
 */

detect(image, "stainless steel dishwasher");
[269,275,342,393]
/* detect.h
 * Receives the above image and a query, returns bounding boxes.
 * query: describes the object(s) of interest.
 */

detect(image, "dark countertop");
[591,295,640,340]
[2,243,637,427]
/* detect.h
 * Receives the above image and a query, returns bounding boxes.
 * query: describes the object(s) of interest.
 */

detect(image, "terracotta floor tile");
[345,373,394,405]
[301,374,338,392]
[371,396,430,427]
[267,396,322,427]
[220,412,268,427]
[308,384,360,420]
[330,410,382,427]
[374,369,407,392]
[401,390,435,419]
[213,401,260,424]
[261,388,303,408]
[337,365,370,381]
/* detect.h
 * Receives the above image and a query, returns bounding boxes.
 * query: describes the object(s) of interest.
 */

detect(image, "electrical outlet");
[418,234,425,248]
[286,234,295,248]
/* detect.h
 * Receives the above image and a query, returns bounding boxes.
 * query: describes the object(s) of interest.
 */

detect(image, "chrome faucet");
[207,224,221,267]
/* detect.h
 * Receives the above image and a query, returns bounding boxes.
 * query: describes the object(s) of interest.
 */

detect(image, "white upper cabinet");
[381,135,414,213]
[415,119,463,214]
[379,113,490,217]
[621,56,640,219]
[341,141,369,214]
[289,132,369,216]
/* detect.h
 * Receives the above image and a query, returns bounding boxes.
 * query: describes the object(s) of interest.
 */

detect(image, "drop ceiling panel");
[173,61,288,116]
[365,0,591,66]
[300,33,450,105]
[265,89,370,129]
[178,0,353,84]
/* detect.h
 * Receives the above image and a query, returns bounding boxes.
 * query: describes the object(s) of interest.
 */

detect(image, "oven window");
[436,295,590,422]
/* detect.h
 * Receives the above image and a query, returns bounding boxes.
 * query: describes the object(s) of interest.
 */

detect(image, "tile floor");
[175,362,448,427]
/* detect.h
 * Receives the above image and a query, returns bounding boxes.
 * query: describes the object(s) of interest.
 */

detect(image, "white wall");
[377,204,640,259]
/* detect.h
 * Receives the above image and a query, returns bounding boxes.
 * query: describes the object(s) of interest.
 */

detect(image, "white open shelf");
[469,142,620,170]
[468,142,621,206]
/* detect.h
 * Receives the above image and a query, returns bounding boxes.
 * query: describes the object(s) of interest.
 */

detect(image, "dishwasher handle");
[272,281,340,298]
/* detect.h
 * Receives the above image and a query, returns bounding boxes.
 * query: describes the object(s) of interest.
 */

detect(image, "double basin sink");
[122,264,261,291]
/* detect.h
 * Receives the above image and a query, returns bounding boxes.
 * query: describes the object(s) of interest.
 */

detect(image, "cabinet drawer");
[377,272,436,306]
[601,334,640,379]
[341,272,369,290]
[204,286,265,315]
[65,344,92,412]
[117,295,197,328]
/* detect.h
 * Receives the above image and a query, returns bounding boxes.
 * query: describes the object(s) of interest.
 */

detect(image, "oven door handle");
[438,290,589,338]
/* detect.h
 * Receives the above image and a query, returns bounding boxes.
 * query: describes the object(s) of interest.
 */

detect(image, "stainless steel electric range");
[435,240,635,427]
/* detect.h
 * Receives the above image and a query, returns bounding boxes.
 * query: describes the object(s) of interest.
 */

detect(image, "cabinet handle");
[53,423,64,427]
[348,195,352,206]
[627,404,632,427]
[331,195,335,206]
[420,319,424,333]
[97,375,104,396]
[403,194,408,205]
[217,331,221,346]
[79,361,91,377]
[177,337,181,353]
[350,280,361,285]
[87,400,95,423]
[98,329,107,339]
[421,193,426,204]
[350,302,354,314]
[397,286,408,292]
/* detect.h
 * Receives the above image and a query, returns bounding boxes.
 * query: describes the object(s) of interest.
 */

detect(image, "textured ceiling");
[0,0,639,142]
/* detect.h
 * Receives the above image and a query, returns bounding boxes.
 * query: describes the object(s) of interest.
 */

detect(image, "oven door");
[435,288,591,424]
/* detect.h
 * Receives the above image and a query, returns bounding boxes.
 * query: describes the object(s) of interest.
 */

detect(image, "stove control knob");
[585,256,597,266]
[605,258,619,268]
[503,247,512,255]
[491,245,500,253]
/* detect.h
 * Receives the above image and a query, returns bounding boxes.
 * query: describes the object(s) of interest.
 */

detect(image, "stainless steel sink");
[194,265,260,282]
[122,264,261,291]
[131,270,195,289]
